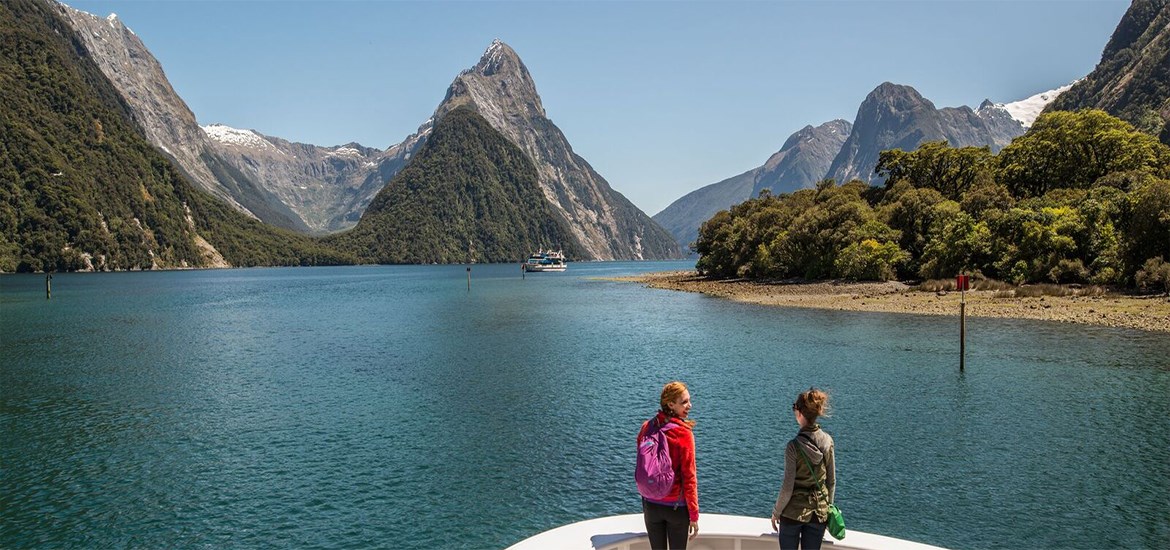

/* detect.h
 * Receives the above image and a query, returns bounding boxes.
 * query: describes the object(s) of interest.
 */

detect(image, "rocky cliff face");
[825,82,1026,184]
[753,119,852,197]
[201,123,427,233]
[54,2,309,232]
[426,40,679,260]
[1046,0,1170,144]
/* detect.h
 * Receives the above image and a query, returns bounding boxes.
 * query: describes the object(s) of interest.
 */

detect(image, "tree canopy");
[695,109,1170,288]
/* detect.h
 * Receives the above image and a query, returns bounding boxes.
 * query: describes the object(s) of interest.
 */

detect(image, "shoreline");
[612,271,1170,333]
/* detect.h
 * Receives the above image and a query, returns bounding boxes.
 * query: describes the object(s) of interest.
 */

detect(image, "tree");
[834,239,908,281]
[876,140,996,200]
[996,109,1170,198]
[918,212,993,279]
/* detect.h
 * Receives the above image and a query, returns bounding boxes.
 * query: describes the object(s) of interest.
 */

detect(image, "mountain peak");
[439,39,545,124]
[463,38,523,78]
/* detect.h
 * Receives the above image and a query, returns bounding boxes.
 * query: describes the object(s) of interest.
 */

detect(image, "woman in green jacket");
[770,388,835,550]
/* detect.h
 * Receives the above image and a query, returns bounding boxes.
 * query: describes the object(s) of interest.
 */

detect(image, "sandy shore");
[611,271,1170,333]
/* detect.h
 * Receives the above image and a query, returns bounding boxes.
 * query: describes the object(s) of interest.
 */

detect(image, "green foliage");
[696,110,1170,288]
[326,107,584,264]
[0,0,354,272]
[1135,257,1170,293]
[996,110,1170,198]
[877,140,995,200]
[918,212,992,279]
[695,180,906,281]
[1122,179,1170,277]
[834,239,908,281]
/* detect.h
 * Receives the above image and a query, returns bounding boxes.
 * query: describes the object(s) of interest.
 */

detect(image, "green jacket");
[771,424,835,523]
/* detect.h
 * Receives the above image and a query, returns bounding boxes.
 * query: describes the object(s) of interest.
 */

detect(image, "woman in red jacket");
[638,381,699,549]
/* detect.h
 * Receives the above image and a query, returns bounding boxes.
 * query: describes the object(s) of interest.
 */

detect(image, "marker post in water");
[467,267,471,292]
[956,273,970,372]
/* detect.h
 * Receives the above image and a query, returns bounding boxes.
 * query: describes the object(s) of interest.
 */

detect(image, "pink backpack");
[635,417,676,500]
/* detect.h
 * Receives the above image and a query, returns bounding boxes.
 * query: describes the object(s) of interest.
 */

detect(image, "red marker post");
[956,274,969,372]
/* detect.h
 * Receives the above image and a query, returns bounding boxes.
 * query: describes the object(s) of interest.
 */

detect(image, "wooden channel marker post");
[467,267,471,292]
[956,273,969,372]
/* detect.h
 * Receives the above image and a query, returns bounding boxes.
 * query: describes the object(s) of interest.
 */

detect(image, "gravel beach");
[613,271,1170,333]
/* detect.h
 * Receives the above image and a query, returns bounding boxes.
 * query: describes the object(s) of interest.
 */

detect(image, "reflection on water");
[2,263,1168,549]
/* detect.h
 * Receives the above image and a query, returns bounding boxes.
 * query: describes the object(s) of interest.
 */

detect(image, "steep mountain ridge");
[753,119,852,197]
[326,107,583,264]
[427,40,679,260]
[53,2,309,232]
[825,82,1026,185]
[1046,0,1170,143]
[1,0,351,271]
[202,123,426,233]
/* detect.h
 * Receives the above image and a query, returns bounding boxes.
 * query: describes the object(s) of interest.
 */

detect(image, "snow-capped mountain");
[996,82,1077,128]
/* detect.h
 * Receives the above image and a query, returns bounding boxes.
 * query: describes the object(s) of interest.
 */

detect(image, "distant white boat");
[507,514,948,550]
[523,249,567,272]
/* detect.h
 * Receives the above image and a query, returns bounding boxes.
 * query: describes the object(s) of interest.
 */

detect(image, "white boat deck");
[507,514,948,550]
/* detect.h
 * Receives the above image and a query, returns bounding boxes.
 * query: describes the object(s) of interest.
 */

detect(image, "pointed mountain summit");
[326,107,582,264]
[825,82,1025,184]
[428,40,678,260]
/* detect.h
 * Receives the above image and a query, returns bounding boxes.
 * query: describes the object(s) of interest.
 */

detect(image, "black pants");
[642,499,689,549]
[777,518,826,550]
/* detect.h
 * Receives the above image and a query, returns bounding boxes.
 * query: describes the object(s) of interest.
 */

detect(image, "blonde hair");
[794,387,830,423]
[659,381,695,427]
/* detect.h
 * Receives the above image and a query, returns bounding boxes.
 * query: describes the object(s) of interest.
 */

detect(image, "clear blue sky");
[67,0,1129,216]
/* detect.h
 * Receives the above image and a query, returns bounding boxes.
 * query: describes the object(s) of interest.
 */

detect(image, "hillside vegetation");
[0,0,353,271]
[326,107,583,264]
[695,110,1170,291]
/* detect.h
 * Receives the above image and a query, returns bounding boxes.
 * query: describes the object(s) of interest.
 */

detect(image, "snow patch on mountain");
[327,147,363,158]
[202,124,276,150]
[998,81,1077,128]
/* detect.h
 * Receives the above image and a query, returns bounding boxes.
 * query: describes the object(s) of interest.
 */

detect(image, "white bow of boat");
[507,514,948,550]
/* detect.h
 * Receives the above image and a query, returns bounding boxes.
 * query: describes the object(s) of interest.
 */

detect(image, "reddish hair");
[794,387,830,423]
[659,381,695,427]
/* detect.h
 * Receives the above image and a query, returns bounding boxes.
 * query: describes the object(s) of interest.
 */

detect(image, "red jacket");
[638,411,699,522]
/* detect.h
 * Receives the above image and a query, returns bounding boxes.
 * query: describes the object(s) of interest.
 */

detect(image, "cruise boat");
[523,249,567,272]
[507,514,947,550]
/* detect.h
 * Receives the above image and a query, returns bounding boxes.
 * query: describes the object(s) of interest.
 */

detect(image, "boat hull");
[507,514,948,550]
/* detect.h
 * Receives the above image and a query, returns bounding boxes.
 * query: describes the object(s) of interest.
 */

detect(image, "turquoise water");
[2,263,1168,549]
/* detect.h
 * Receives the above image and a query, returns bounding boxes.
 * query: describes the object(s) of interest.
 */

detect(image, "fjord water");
[2,263,1168,549]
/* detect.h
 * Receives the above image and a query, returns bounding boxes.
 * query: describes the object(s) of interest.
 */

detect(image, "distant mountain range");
[54,1,677,261]
[652,81,1071,253]
[654,0,1170,256]
[8,0,1168,271]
